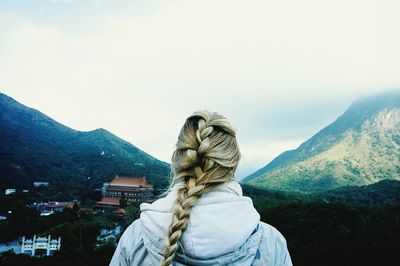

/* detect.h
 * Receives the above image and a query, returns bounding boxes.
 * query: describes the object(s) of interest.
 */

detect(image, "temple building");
[94,176,154,210]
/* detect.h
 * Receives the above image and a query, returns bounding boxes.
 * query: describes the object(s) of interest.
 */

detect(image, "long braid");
[160,111,241,266]
[161,117,214,266]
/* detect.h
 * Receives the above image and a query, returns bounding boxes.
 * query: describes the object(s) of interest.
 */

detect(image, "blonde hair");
[161,110,241,266]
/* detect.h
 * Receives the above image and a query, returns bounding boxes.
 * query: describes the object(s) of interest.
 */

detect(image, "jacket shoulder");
[109,219,150,266]
[252,222,293,266]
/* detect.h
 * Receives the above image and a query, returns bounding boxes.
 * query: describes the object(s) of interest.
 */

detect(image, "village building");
[29,200,80,216]
[5,188,16,195]
[94,176,154,210]
[33,181,49,188]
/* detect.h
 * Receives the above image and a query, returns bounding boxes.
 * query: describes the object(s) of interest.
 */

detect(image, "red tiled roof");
[106,187,154,192]
[94,198,120,206]
[109,176,152,187]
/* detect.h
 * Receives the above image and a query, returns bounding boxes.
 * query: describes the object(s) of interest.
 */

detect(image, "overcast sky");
[1,0,399,178]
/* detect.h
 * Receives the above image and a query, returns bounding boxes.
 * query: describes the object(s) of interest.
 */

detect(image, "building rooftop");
[109,176,152,188]
[94,198,121,206]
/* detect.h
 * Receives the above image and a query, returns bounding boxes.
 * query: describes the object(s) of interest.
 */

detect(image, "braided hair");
[160,110,241,266]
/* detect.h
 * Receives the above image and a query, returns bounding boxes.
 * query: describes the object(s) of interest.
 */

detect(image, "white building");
[5,189,16,195]
[21,235,61,256]
[33,181,49,187]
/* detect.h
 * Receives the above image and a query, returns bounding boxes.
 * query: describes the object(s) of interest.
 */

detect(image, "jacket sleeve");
[254,222,293,266]
[109,219,151,266]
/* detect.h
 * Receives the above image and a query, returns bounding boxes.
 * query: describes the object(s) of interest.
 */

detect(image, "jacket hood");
[139,180,261,263]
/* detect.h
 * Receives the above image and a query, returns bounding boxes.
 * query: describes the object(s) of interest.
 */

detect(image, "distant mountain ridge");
[0,92,170,190]
[243,91,400,192]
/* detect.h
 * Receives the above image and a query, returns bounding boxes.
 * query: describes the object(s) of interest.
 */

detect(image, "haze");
[1,0,399,178]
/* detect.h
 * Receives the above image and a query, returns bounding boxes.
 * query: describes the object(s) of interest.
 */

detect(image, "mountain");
[0,92,170,190]
[243,90,400,192]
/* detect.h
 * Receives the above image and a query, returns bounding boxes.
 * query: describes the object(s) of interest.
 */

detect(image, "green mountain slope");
[243,91,400,192]
[0,92,170,190]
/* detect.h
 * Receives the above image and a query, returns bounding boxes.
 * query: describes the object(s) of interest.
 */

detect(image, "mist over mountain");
[243,90,400,192]
[0,92,170,190]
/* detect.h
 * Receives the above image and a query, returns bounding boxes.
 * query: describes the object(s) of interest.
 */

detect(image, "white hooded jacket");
[110,180,293,266]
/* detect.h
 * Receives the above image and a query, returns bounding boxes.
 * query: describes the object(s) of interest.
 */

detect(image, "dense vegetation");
[1,91,399,265]
[260,203,400,266]
[0,192,123,266]
[0,92,170,192]
[0,192,112,243]
[1,181,398,265]
[245,90,400,192]
[242,182,400,266]
[316,179,400,207]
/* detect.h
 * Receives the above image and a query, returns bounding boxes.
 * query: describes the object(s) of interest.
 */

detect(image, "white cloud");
[1,0,399,176]
[47,0,76,4]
